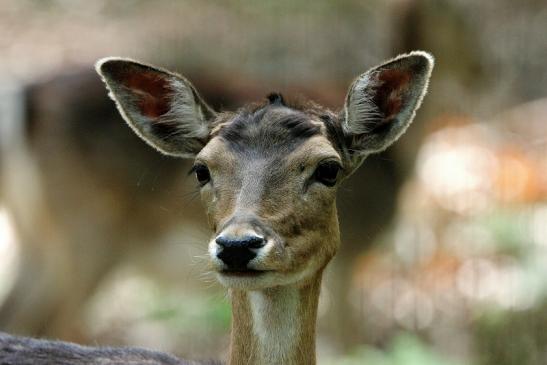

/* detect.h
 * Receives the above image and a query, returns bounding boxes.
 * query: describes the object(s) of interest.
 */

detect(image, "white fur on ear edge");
[343,50,434,154]
[95,57,212,158]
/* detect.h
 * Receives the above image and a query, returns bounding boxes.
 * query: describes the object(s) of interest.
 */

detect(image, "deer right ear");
[343,51,434,156]
[95,58,215,158]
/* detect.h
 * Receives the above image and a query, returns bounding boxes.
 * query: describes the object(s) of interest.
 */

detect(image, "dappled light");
[351,112,547,363]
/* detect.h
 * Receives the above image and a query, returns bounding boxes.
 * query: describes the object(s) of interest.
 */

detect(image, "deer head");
[96,52,433,292]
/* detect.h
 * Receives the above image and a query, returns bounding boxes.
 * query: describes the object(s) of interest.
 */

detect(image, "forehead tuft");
[216,100,325,153]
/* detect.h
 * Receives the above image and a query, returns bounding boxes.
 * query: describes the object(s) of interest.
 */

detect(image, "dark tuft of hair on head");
[266,92,285,106]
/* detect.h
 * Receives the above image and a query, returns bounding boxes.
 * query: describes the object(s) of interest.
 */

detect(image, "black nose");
[216,235,265,270]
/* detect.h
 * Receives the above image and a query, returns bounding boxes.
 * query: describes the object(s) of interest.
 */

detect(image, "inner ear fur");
[343,51,434,155]
[96,57,215,158]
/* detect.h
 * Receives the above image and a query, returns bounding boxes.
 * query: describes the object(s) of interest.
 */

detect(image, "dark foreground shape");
[0,332,221,365]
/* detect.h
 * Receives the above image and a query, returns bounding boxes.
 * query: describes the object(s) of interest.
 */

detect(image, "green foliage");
[474,304,547,365]
[324,333,464,365]
[143,290,232,332]
[481,209,532,256]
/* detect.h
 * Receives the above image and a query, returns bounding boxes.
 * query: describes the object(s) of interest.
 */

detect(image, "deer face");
[195,103,343,289]
[96,52,433,290]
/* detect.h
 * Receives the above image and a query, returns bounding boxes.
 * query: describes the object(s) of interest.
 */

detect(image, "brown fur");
[0,52,433,365]
[94,52,433,365]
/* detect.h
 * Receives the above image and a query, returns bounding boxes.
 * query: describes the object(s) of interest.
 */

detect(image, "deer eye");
[192,164,211,186]
[313,161,341,187]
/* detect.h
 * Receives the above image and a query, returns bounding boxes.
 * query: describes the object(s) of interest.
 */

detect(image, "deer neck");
[228,272,323,365]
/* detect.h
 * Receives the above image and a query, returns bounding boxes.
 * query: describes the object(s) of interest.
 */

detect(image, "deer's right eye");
[313,160,341,187]
[192,164,211,186]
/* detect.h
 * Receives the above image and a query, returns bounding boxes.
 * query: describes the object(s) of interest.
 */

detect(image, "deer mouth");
[220,268,269,277]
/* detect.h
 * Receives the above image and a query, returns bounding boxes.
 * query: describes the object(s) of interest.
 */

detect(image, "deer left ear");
[95,58,216,158]
[343,51,434,155]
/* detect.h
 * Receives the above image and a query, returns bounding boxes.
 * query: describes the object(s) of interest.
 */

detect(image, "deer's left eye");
[192,164,211,186]
[313,161,341,187]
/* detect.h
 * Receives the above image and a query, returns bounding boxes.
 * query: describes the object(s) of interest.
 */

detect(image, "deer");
[0,51,433,365]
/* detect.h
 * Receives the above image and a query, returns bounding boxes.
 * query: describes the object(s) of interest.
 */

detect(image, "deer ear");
[343,51,434,155]
[95,58,216,157]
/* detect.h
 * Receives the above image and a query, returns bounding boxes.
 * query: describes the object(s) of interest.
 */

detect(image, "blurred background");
[0,0,546,364]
